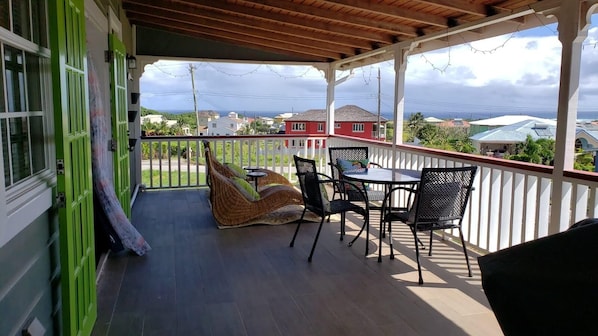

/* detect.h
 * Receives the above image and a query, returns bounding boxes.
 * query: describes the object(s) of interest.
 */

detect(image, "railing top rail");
[141,134,329,141]
[329,134,555,175]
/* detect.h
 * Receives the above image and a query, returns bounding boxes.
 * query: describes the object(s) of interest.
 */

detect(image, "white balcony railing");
[138,134,598,254]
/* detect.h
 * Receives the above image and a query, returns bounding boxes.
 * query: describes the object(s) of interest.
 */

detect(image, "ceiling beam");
[237,0,420,37]
[172,0,401,42]
[412,0,488,16]
[128,13,341,60]
[323,0,449,27]
[124,2,362,55]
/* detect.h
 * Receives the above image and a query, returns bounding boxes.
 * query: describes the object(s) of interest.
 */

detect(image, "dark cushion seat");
[477,218,598,336]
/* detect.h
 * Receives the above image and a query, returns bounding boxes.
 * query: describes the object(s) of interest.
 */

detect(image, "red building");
[284,105,387,148]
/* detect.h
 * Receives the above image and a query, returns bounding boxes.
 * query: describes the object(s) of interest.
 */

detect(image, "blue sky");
[140,16,598,119]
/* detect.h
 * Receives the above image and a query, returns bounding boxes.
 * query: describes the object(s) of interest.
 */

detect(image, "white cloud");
[406,34,562,88]
[139,16,598,117]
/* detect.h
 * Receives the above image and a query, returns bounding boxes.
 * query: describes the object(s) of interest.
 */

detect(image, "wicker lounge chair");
[208,167,304,228]
[203,140,292,189]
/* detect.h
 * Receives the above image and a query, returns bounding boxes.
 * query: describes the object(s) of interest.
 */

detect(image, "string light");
[265,64,315,79]
[148,63,189,78]
[206,63,262,76]
[459,31,518,54]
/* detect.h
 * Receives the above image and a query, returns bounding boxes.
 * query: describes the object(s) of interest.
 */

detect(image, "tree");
[506,136,555,165]
[406,112,425,142]
[574,149,595,172]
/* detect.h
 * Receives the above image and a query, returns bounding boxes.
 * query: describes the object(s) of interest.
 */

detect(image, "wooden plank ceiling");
[122,0,545,64]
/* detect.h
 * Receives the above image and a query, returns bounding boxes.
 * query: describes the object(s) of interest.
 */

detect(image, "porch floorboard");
[92,188,502,336]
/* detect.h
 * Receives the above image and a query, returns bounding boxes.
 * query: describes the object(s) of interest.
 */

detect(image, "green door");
[49,0,97,335]
[109,35,131,218]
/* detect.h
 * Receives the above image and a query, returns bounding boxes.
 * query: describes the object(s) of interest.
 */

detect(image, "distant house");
[197,125,208,136]
[469,115,555,136]
[207,112,248,136]
[284,105,387,148]
[140,114,178,127]
[470,119,557,156]
[257,116,274,126]
[274,112,294,124]
[576,125,598,152]
[438,118,470,130]
[197,110,220,128]
[424,116,444,124]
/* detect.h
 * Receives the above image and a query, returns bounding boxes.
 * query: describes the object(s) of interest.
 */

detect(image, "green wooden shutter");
[109,35,131,218]
[48,0,97,335]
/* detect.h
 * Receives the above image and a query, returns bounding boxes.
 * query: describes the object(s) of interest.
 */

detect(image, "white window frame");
[352,123,365,132]
[317,123,323,132]
[335,122,340,129]
[292,122,305,131]
[0,7,54,247]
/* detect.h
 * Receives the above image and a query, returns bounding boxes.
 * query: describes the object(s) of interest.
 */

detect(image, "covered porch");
[92,188,500,335]
[91,131,598,335]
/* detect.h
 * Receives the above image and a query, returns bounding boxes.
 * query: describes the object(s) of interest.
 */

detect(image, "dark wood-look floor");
[92,188,502,336]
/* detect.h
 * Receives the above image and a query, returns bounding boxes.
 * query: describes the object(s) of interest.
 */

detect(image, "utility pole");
[377,67,381,140]
[189,63,200,135]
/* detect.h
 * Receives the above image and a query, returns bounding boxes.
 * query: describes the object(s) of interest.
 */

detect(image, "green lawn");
[142,170,207,188]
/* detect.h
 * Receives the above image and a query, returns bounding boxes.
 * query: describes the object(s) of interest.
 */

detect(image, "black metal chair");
[328,147,390,254]
[291,155,369,261]
[328,146,386,204]
[383,166,477,284]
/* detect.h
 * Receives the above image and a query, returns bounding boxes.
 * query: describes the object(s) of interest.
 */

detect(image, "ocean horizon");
[160,109,598,121]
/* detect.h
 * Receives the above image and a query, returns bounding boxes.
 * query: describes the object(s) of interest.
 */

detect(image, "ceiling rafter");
[174,0,402,42]
[124,2,364,55]
[237,0,421,37]
[127,12,340,60]
[322,0,449,27]
[123,0,552,64]
[412,0,489,16]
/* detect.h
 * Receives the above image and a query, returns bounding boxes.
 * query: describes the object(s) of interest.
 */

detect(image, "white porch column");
[391,45,414,167]
[549,0,593,234]
[324,65,336,135]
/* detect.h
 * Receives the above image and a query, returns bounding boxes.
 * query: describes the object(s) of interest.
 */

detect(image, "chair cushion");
[231,177,260,201]
[224,162,247,178]
[336,158,370,191]
[319,181,331,212]
[337,158,369,172]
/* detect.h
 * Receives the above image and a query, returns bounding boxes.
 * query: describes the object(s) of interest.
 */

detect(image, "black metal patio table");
[342,168,421,262]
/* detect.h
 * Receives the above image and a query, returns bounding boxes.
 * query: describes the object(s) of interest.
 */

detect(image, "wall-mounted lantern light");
[126,54,137,69]
[128,138,138,152]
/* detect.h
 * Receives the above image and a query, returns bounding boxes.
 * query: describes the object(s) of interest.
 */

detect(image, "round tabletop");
[342,168,420,185]
[244,166,260,171]
[246,171,267,178]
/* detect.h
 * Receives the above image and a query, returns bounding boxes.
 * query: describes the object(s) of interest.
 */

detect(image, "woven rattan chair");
[383,166,477,284]
[203,140,292,189]
[291,155,369,261]
[209,167,303,227]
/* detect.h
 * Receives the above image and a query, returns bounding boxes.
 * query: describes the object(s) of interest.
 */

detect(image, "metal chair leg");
[290,209,307,247]
[428,230,434,256]
[459,228,473,277]
[413,228,424,285]
[308,217,326,262]
[389,219,395,260]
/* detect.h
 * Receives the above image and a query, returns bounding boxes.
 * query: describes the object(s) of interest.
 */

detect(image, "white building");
[207,112,248,136]
[140,114,178,127]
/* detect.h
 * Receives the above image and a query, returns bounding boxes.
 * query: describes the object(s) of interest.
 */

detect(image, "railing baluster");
[136,134,598,254]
